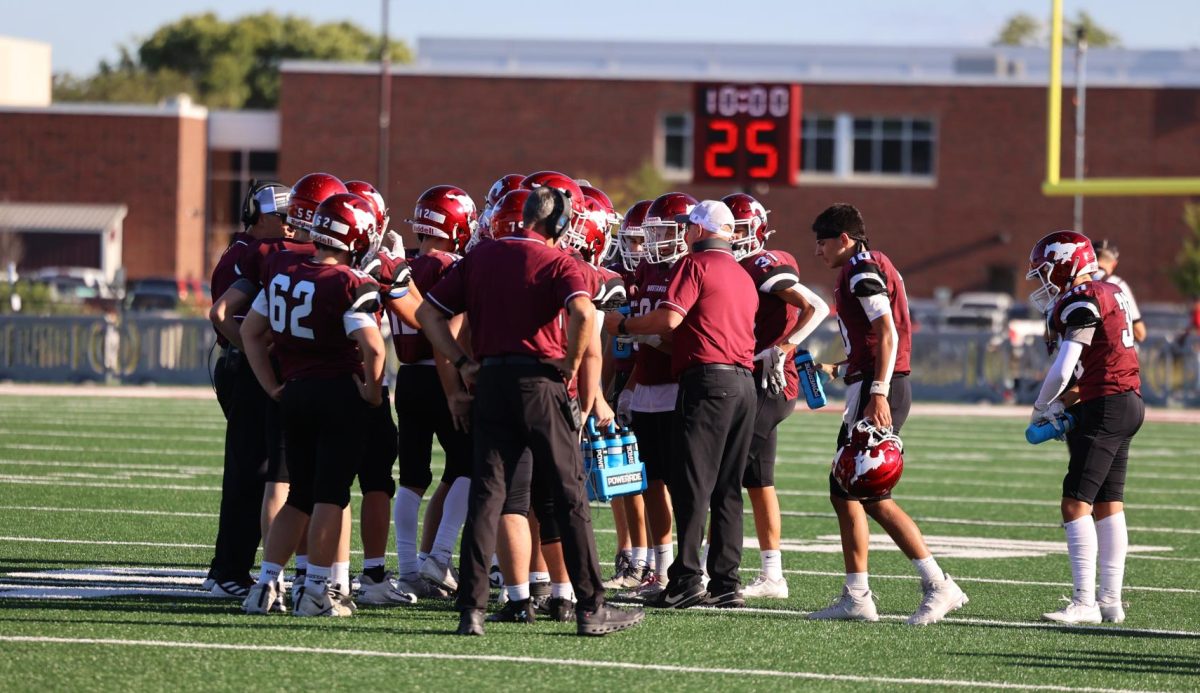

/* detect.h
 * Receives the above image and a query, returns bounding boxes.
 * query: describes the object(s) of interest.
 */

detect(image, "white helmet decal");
[1044,241,1083,264]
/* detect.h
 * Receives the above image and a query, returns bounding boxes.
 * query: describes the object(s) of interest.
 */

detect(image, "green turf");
[1,394,1198,691]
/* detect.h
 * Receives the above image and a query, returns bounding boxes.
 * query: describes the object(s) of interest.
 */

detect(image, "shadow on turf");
[959,651,1200,677]
[943,620,1200,641]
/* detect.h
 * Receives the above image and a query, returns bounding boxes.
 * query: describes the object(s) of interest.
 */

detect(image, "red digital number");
[746,121,778,179]
[704,119,738,178]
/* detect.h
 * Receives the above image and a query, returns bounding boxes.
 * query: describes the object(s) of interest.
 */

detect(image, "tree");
[579,160,671,216]
[992,12,1042,47]
[1066,11,1121,48]
[53,12,411,109]
[991,10,1120,48]
[1169,204,1200,299]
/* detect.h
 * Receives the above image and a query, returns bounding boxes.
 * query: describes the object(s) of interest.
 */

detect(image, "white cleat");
[242,581,285,614]
[357,573,418,605]
[1042,598,1101,624]
[628,573,668,600]
[1098,599,1126,624]
[419,556,459,593]
[907,574,968,625]
[808,587,879,622]
[742,575,789,600]
[294,586,353,617]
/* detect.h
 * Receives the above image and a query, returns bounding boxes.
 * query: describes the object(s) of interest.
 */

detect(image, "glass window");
[848,116,936,177]
[801,116,836,173]
[660,113,692,173]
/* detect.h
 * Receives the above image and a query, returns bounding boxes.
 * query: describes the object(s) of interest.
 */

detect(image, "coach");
[417,185,644,637]
[605,200,758,609]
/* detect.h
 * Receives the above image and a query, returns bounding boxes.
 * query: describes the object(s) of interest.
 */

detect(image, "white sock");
[258,561,283,585]
[1096,512,1128,604]
[700,543,710,577]
[845,572,870,594]
[305,564,331,593]
[333,561,350,595]
[505,583,530,602]
[647,551,656,572]
[1064,515,1098,605]
[530,571,550,584]
[654,544,673,579]
[294,555,308,572]
[631,546,649,565]
[393,488,421,577]
[417,552,429,569]
[363,556,385,571]
[433,477,470,562]
[912,556,944,583]
[761,549,783,581]
[551,582,575,600]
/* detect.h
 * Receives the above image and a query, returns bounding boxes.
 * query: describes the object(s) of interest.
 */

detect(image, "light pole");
[378,0,392,198]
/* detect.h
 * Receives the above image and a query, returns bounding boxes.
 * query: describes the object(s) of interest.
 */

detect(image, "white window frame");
[798,112,937,188]
[656,112,693,182]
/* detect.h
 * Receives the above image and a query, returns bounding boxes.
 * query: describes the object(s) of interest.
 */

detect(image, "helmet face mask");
[618,199,653,271]
[722,193,771,261]
[1026,261,1062,315]
[832,419,905,499]
[642,221,688,264]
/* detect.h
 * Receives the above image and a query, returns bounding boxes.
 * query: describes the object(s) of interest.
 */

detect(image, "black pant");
[743,384,796,489]
[395,365,472,489]
[668,365,756,594]
[456,364,604,612]
[208,351,270,581]
[281,376,366,513]
[1064,390,1144,503]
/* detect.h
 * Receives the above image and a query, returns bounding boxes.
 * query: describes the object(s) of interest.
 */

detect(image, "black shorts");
[631,410,673,483]
[264,398,289,484]
[280,375,366,513]
[743,385,796,489]
[358,386,398,496]
[1063,390,1144,503]
[529,460,561,544]
[829,375,912,503]
[395,365,472,490]
[214,354,234,419]
[499,448,534,516]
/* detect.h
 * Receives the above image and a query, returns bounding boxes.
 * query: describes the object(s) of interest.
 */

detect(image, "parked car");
[940,292,1013,331]
[124,277,211,313]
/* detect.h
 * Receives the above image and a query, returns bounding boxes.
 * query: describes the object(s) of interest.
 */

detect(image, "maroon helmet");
[562,185,621,266]
[345,181,388,231]
[489,189,531,240]
[618,200,653,271]
[1027,231,1098,314]
[831,420,905,499]
[287,172,347,232]
[310,193,378,267]
[408,185,479,253]
[642,192,697,264]
[722,193,771,260]
[486,173,526,210]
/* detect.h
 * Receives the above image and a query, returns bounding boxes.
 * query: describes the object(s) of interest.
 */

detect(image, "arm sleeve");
[786,282,831,346]
[1034,339,1085,409]
[660,258,702,317]
[250,290,269,317]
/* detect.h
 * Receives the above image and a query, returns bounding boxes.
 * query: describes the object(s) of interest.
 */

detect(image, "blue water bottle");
[1025,413,1076,444]
[793,350,828,410]
[611,305,632,359]
[619,425,639,467]
[585,417,607,470]
[604,423,625,470]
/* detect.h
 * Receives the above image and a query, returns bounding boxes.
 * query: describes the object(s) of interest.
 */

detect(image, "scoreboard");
[692,82,802,186]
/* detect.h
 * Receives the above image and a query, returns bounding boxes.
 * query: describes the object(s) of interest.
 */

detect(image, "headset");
[546,187,574,240]
[240,179,289,230]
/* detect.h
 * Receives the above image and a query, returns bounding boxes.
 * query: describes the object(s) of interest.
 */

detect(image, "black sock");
[364,566,387,582]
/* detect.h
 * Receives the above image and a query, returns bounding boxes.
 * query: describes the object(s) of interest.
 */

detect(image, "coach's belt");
[480,355,544,367]
[681,363,752,378]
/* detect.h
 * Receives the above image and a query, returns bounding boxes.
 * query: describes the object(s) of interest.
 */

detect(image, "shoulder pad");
[848,262,886,297]
[1058,294,1102,329]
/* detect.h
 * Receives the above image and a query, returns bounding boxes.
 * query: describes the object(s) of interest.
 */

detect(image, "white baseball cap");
[676,199,735,237]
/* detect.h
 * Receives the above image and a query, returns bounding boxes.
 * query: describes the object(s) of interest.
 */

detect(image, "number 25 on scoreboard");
[692,83,802,187]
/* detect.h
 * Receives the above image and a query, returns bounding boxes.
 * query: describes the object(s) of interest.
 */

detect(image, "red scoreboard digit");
[692,83,802,186]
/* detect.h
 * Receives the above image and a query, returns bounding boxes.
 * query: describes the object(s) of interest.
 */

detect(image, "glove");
[382,230,403,254]
[616,389,633,426]
[1030,401,1067,439]
[617,334,662,348]
[755,346,786,394]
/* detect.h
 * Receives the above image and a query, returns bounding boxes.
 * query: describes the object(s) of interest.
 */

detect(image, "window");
[800,115,835,173]
[851,117,936,177]
[659,113,692,178]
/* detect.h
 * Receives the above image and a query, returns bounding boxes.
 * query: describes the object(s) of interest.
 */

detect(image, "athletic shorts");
[631,410,673,483]
[280,376,366,513]
[829,375,912,503]
[395,365,472,489]
[358,386,398,496]
[1063,390,1144,503]
[743,384,796,488]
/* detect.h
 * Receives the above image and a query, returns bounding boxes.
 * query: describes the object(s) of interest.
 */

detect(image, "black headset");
[240,179,287,230]
[546,188,574,239]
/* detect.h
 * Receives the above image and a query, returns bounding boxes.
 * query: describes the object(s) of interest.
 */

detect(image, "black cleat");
[577,603,644,636]
[541,596,577,622]
[648,581,706,610]
[486,598,535,623]
[700,589,745,609]
[456,609,485,636]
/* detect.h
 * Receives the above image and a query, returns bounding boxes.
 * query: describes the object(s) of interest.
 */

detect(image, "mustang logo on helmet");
[344,201,377,236]
[1044,241,1083,264]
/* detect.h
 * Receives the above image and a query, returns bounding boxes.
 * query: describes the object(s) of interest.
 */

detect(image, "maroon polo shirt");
[425,231,592,360]
[209,232,256,347]
[660,238,757,377]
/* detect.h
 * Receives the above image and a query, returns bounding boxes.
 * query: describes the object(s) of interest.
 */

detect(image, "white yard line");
[0,384,216,399]
[0,444,219,458]
[772,489,1199,513]
[0,429,219,445]
[0,505,218,518]
[0,635,1172,692]
[769,509,1200,535]
[767,568,1200,594]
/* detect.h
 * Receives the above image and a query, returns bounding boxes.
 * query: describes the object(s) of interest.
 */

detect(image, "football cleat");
[1099,599,1126,624]
[420,556,459,593]
[457,609,486,636]
[210,577,254,599]
[289,572,306,607]
[577,604,645,636]
[603,559,648,590]
[808,587,879,622]
[486,598,535,623]
[601,553,633,589]
[357,572,418,605]
[1042,598,1101,624]
[242,581,285,615]
[488,562,504,589]
[200,577,216,592]
[539,596,577,622]
[700,589,745,609]
[294,586,353,617]
[627,573,667,600]
[907,574,967,625]
[742,575,789,599]
[648,581,706,610]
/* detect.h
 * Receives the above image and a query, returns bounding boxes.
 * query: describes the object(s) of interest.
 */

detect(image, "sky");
[5,0,1198,75]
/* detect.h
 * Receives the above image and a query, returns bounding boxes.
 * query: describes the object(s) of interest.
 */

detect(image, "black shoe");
[488,563,503,589]
[648,581,706,610]
[701,589,745,609]
[486,598,535,623]
[577,603,644,636]
[542,596,577,622]
[457,609,485,636]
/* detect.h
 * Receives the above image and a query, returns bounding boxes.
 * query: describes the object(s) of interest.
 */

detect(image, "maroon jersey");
[233,237,316,294]
[210,232,256,347]
[1050,280,1141,402]
[251,254,380,381]
[394,250,459,364]
[660,240,757,377]
[363,249,413,326]
[426,233,591,360]
[606,261,638,374]
[632,261,677,385]
[833,250,912,382]
[741,249,802,401]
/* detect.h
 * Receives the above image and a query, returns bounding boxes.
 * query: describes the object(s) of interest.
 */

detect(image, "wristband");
[617,317,629,336]
[454,355,469,369]
[869,381,890,397]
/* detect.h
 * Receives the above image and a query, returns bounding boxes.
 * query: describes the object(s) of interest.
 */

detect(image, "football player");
[725,193,830,599]
[1027,231,1144,624]
[809,203,966,625]
[241,193,385,617]
[1092,240,1145,343]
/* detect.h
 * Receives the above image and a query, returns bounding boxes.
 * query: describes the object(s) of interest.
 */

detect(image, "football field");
[0,392,1197,691]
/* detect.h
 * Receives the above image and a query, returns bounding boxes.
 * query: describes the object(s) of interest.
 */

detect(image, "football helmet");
[562,185,621,266]
[722,193,771,260]
[486,173,526,211]
[489,189,532,240]
[287,173,347,232]
[345,181,388,265]
[1027,230,1098,314]
[618,200,653,272]
[310,193,378,268]
[832,419,904,499]
[642,192,697,264]
[408,185,479,253]
[520,170,587,235]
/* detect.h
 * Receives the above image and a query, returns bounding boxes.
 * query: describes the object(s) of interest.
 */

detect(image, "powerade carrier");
[581,417,647,502]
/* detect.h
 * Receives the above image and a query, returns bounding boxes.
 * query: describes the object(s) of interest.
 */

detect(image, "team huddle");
[203,169,1143,635]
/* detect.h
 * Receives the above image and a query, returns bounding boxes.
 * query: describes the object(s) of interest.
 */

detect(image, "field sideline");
[0,390,1197,691]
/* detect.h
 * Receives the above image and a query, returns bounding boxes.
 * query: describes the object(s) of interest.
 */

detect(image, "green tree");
[991,10,1120,48]
[54,12,411,109]
[580,160,671,215]
[1169,204,1200,299]
[992,12,1042,47]
[1066,10,1121,48]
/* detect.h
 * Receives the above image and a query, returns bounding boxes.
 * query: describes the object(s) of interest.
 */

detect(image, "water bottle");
[603,423,625,469]
[1025,413,1076,444]
[585,417,607,470]
[611,305,632,359]
[619,425,639,467]
[793,350,828,410]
